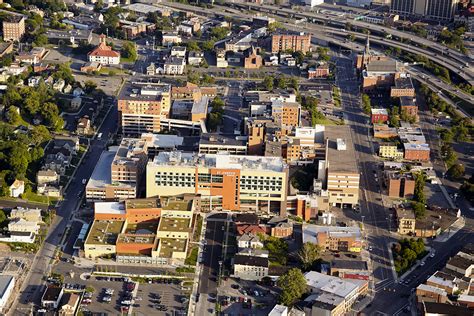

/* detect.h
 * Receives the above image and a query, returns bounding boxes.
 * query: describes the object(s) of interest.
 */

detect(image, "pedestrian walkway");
[434,217,465,243]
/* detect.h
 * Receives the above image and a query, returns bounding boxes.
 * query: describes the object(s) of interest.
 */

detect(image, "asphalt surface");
[11,104,118,315]
[195,214,228,316]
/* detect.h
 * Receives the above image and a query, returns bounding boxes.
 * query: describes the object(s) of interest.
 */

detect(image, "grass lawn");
[313,117,344,125]
[119,57,137,64]
[21,191,58,205]
[65,167,75,177]
[184,247,198,266]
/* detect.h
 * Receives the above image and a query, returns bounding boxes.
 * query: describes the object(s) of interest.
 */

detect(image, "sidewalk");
[434,216,465,243]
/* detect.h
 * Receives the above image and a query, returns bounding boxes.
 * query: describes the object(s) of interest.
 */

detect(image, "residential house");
[15,47,47,64]
[233,254,269,281]
[187,51,203,66]
[28,76,42,87]
[53,79,65,92]
[308,63,330,79]
[162,32,182,47]
[216,50,228,68]
[170,46,186,58]
[237,233,264,249]
[163,57,185,75]
[70,97,82,111]
[76,116,92,135]
[37,170,59,185]
[0,275,15,313]
[9,180,24,198]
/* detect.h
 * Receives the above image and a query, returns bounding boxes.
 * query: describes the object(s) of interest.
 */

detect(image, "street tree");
[297,242,322,271]
[277,268,307,306]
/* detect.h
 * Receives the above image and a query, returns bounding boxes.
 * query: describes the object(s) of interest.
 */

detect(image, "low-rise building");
[379,143,403,160]
[187,51,204,66]
[163,56,185,75]
[403,143,430,161]
[87,35,120,65]
[391,76,415,97]
[395,207,416,235]
[37,170,59,185]
[8,218,39,234]
[59,293,80,316]
[0,275,14,313]
[416,283,448,304]
[304,271,367,315]
[371,108,389,124]
[400,96,418,118]
[162,31,182,46]
[76,116,92,135]
[308,63,330,79]
[9,179,24,198]
[15,47,47,64]
[233,254,269,280]
[330,260,369,280]
[80,61,102,73]
[243,46,262,69]
[303,225,362,252]
[387,172,415,198]
[9,207,42,222]
[41,286,64,309]
[237,233,264,249]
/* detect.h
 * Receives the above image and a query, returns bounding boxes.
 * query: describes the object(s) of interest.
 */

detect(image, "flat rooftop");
[45,29,91,40]
[161,198,193,212]
[400,96,416,107]
[303,224,361,244]
[304,271,359,298]
[122,3,168,14]
[150,151,286,172]
[94,202,126,215]
[192,96,209,115]
[85,220,124,245]
[113,138,147,167]
[325,126,358,174]
[118,81,170,102]
[395,77,414,89]
[125,198,161,210]
[117,234,155,245]
[87,150,115,189]
[158,217,191,232]
[141,133,184,149]
[158,238,187,258]
[199,133,247,147]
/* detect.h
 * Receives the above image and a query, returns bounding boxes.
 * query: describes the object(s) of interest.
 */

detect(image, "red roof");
[236,224,268,236]
[88,42,120,58]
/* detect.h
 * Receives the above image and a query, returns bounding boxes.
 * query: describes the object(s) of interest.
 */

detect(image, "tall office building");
[426,0,459,20]
[390,0,458,20]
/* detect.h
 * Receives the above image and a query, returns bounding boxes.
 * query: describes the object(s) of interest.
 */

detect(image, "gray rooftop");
[87,150,115,189]
[199,133,246,147]
[325,126,358,174]
[0,275,13,296]
[118,81,170,102]
[366,59,398,73]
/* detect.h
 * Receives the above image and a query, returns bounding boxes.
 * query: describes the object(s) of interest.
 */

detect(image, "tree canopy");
[277,268,307,306]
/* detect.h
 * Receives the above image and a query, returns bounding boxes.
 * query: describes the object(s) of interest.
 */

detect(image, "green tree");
[412,202,426,219]
[413,171,426,204]
[277,268,307,306]
[275,76,287,89]
[8,143,30,177]
[30,125,51,146]
[33,33,48,47]
[84,81,97,94]
[289,77,299,91]
[316,47,330,62]
[0,210,6,225]
[6,107,21,125]
[448,163,465,180]
[297,242,321,271]
[439,129,453,143]
[121,41,137,62]
[210,27,229,41]
[200,40,215,51]
[361,94,371,114]
[292,51,304,65]
[262,76,274,91]
[186,41,200,52]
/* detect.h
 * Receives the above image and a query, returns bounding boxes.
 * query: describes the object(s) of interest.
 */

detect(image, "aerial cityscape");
[0,0,472,315]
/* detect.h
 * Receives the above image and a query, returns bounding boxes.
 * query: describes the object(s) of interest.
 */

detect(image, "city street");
[195,214,228,316]
[11,104,118,315]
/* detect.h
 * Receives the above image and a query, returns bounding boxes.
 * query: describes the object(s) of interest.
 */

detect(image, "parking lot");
[65,276,188,315]
[218,277,278,315]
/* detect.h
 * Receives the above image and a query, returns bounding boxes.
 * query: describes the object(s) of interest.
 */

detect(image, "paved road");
[11,105,118,315]
[195,214,228,316]
[335,56,394,289]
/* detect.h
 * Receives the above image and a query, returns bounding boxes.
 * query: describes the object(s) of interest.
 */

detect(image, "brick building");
[404,143,430,161]
[3,15,25,41]
[387,172,415,198]
[270,33,311,53]
[371,108,389,124]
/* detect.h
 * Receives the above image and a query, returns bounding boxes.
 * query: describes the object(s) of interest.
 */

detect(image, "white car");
[430,252,435,258]
[420,261,425,266]
[82,179,87,185]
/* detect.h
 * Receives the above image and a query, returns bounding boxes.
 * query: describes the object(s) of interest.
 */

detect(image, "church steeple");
[364,34,370,56]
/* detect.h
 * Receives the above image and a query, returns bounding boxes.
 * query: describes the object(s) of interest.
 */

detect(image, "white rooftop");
[141,133,184,148]
[151,151,286,172]
[304,271,359,299]
[94,202,126,215]
[302,224,362,245]
[417,283,447,296]
[268,304,288,316]
[371,108,388,115]
[403,143,430,151]
[427,274,453,288]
